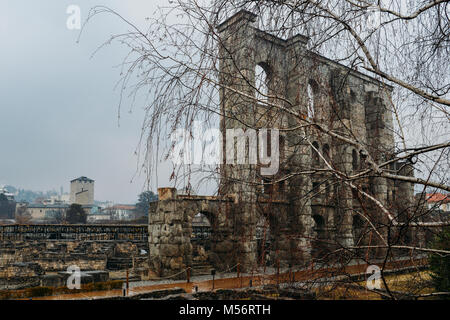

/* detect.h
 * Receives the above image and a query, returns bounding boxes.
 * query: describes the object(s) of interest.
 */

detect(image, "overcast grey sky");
[0,1,173,203]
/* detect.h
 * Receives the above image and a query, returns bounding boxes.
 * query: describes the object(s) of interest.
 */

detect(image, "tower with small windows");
[70,176,94,206]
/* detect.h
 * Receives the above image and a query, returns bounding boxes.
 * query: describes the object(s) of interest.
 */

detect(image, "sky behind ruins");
[0,1,173,203]
[3,2,444,203]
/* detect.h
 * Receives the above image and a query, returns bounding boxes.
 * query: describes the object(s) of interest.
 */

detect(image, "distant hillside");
[4,185,58,203]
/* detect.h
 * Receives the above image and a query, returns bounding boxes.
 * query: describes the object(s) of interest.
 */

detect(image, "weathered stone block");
[160,244,180,257]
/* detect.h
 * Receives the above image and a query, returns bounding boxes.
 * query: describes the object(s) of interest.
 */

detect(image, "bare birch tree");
[84,0,449,299]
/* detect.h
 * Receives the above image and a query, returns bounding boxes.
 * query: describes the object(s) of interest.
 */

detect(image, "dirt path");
[31,257,427,300]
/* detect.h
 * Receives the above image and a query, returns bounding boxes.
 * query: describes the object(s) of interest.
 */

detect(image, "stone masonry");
[148,11,418,277]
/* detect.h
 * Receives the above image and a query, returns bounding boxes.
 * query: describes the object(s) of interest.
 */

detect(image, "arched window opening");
[322,144,331,163]
[255,64,269,103]
[312,141,320,166]
[312,214,325,236]
[192,212,212,240]
[352,149,358,171]
[312,182,320,193]
[360,151,367,170]
[353,215,364,232]
[191,212,213,266]
[307,79,319,118]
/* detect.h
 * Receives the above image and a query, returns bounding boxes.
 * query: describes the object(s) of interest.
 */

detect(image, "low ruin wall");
[0,239,149,289]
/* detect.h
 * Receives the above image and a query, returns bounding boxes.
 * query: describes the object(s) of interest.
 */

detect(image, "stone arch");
[191,212,213,239]
[185,203,219,236]
[255,62,271,102]
[190,211,214,267]
[181,201,228,272]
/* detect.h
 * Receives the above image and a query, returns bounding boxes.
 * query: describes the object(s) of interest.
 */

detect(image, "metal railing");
[0,224,148,241]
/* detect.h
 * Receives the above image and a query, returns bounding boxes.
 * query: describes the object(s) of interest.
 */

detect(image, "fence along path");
[0,224,148,241]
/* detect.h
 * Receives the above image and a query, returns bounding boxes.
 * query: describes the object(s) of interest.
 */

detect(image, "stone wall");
[148,188,236,277]
[0,239,148,288]
[216,10,416,263]
[148,10,419,277]
[149,188,300,276]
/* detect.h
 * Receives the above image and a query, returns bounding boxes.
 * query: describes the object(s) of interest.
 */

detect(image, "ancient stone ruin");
[0,226,148,289]
[148,11,421,277]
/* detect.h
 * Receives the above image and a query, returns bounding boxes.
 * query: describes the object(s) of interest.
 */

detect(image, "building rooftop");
[91,212,111,216]
[71,176,94,183]
[27,204,97,209]
[426,193,449,203]
[28,204,70,209]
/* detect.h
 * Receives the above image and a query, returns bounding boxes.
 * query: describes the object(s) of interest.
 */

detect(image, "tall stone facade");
[148,11,417,276]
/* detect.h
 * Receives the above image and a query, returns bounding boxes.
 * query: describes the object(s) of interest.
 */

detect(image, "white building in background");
[106,204,136,221]
[95,200,114,210]
[87,210,112,223]
[70,176,94,205]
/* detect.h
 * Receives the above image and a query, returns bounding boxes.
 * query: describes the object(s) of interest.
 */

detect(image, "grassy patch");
[314,271,435,300]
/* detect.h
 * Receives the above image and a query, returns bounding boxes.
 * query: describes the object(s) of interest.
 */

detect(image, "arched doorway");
[191,212,213,270]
